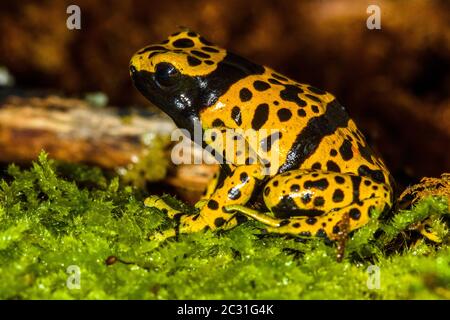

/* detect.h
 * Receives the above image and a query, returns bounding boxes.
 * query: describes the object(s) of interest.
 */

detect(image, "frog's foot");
[146,209,209,242]
[146,163,264,240]
[416,219,442,243]
[144,195,184,219]
[148,212,240,242]
[144,195,243,243]
[189,164,263,231]
[226,203,365,262]
[194,199,209,210]
[145,195,182,242]
[224,204,282,227]
[149,228,177,242]
[144,195,201,236]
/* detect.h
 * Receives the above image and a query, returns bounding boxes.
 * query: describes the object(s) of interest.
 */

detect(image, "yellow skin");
[130,31,397,242]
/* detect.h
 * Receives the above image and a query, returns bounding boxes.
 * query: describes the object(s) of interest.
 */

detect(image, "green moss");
[119,134,171,188]
[0,152,449,299]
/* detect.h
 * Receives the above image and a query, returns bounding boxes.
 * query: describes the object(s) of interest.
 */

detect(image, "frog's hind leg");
[224,205,285,227]
[228,170,392,242]
[264,201,380,241]
[417,220,442,243]
[228,199,378,262]
[226,202,363,241]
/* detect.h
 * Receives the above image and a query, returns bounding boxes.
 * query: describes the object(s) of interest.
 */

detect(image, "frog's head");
[130,31,265,133]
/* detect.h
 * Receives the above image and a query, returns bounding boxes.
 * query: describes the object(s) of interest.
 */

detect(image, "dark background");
[0,0,449,188]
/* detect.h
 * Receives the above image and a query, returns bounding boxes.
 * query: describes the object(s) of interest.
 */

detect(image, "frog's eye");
[154,63,179,88]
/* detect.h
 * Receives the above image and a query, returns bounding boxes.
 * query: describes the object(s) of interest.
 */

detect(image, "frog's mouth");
[130,66,155,101]
[130,66,176,114]
[130,65,202,135]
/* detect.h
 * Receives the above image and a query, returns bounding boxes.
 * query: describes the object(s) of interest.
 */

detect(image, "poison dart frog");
[129,31,397,245]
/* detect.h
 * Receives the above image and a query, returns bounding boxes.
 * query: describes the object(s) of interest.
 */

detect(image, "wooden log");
[0,95,174,167]
[0,95,218,202]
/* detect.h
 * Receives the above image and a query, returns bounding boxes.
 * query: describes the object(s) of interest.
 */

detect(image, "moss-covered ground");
[0,153,449,299]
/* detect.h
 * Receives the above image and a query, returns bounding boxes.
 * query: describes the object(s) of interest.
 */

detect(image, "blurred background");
[0,0,449,190]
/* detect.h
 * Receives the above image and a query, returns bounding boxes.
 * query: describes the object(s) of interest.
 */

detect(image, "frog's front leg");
[192,164,264,231]
[146,164,264,241]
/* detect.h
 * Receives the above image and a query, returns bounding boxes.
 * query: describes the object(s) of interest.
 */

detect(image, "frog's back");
[199,63,392,188]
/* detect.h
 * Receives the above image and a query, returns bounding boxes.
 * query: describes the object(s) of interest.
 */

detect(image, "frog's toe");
[418,222,442,243]
[148,229,177,242]
[144,195,183,219]
[194,199,208,210]
[225,204,282,227]
[144,195,164,208]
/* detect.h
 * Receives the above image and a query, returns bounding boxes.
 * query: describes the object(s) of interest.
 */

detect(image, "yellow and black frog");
[129,31,396,244]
